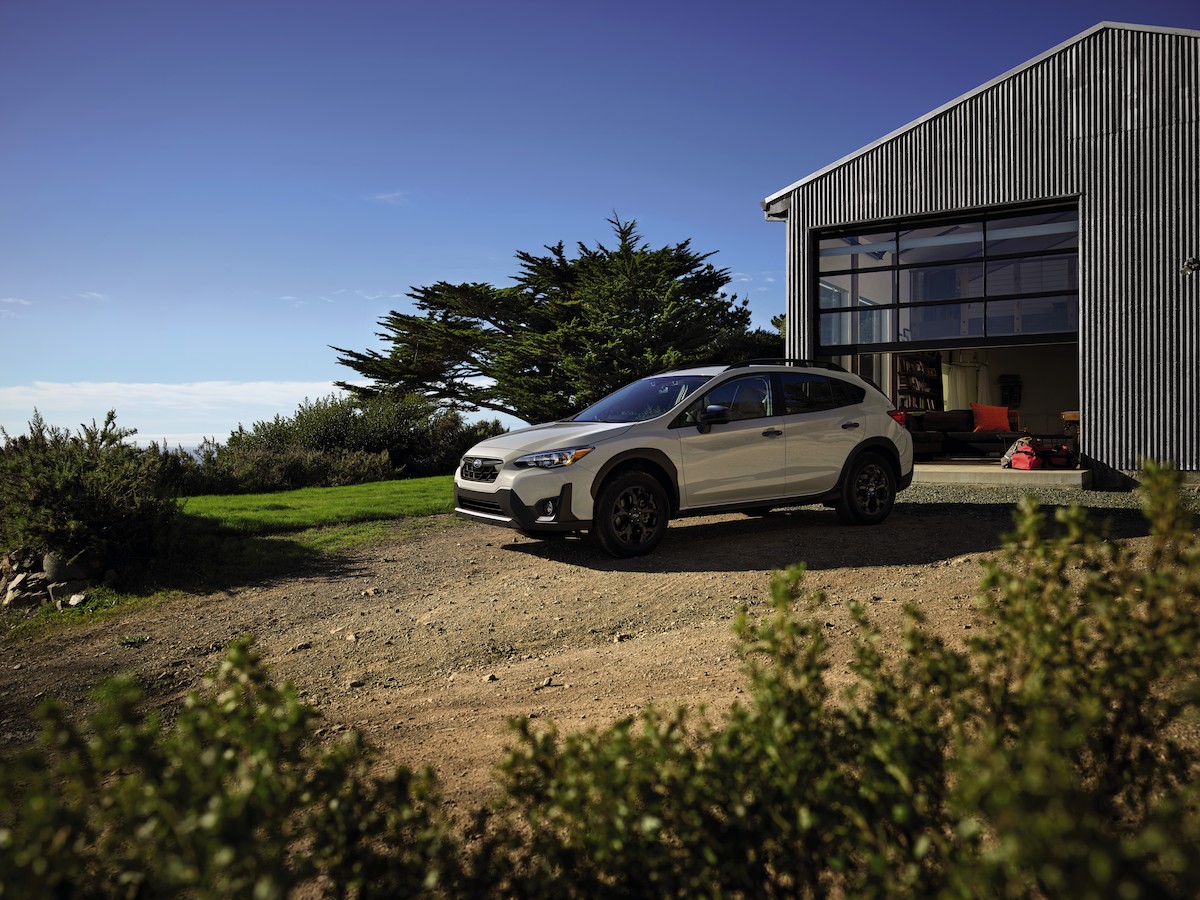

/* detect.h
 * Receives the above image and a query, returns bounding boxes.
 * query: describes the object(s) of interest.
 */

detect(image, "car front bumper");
[454,483,587,533]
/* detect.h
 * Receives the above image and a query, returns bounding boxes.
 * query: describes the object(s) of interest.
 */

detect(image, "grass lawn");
[180,475,455,534]
[175,474,461,566]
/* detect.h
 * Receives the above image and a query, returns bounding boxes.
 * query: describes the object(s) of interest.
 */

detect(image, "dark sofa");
[908,408,1023,458]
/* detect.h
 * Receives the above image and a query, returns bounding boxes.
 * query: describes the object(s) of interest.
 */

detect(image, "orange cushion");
[971,403,1011,432]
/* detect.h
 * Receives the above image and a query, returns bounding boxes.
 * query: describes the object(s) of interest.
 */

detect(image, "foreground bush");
[0,638,459,897]
[0,411,179,570]
[3,463,1198,897]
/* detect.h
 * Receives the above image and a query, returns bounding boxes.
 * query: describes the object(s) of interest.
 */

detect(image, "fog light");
[541,499,557,517]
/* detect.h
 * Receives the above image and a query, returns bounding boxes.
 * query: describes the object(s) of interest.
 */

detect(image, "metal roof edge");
[761,21,1200,211]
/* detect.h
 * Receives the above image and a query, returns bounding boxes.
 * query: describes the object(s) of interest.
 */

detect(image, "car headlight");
[514,446,595,469]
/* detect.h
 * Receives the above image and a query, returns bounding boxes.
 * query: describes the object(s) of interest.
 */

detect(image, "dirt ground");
[0,500,1153,815]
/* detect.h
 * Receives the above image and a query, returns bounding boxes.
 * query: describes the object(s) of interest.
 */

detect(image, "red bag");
[1039,444,1076,469]
[1010,446,1045,470]
[1002,436,1036,469]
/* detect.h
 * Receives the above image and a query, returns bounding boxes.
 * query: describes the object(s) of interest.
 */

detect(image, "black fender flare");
[590,449,681,512]
[838,438,903,487]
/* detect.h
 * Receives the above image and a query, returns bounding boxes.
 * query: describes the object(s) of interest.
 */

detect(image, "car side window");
[780,373,837,414]
[683,375,774,423]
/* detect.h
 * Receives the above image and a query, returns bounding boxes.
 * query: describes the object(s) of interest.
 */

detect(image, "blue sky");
[3,0,1197,446]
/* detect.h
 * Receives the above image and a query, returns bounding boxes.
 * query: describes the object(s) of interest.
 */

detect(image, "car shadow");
[499,501,1152,574]
[139,513,370,595]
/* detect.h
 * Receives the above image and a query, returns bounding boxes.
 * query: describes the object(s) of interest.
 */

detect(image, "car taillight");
[887,410,907,426]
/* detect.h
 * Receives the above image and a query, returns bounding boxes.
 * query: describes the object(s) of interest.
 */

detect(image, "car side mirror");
[698,404,731,434]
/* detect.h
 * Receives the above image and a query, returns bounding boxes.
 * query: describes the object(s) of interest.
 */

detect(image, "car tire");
[836,452,896,525]
[591,470,669,557]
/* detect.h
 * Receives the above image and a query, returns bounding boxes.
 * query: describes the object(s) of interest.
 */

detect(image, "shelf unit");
[894,351,944,411]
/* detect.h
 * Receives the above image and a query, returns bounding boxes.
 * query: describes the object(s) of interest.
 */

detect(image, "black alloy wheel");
[591,471,669,557]
[836,452,896,525]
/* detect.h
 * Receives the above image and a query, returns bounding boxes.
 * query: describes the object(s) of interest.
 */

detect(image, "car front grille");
[457,496,505,516]
[460,456,502,483]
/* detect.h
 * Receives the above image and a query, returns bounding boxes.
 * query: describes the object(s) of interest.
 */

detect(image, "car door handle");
[762,429,784,437]
[841,422,861,429]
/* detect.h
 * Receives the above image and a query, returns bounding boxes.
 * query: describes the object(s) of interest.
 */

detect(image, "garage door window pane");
[898,222,982,264]
[986,296,1078,336]
[986,254,1077,295]
[899,262,985,303]
[818,232,896,272]
[819,271,893,309]
[900,303,984,341]
[986,210,1078,255]
[820,308,893,346]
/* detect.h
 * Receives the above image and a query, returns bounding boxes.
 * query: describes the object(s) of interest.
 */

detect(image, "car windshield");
[572,375,714,423]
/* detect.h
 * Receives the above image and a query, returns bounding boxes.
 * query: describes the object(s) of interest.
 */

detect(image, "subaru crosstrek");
[454,360,914,557]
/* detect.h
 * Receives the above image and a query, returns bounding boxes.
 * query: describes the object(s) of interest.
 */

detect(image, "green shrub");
[3,464,1198,897]
[181,443,396,495]
[950,459,1200,897]
[166,393,506,494]
[0,411,179,569]
[0,637,459,898]
[225,392,501,477]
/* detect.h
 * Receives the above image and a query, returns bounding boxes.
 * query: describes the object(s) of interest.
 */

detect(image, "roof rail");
[726,358,848,373]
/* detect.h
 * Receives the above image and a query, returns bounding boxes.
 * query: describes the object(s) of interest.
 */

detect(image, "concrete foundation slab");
[913,459,1091,489]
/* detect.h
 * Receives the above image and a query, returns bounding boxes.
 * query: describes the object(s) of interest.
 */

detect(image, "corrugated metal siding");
[781,26,1200,472]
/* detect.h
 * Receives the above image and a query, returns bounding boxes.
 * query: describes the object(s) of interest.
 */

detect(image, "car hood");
[465,420,633,460]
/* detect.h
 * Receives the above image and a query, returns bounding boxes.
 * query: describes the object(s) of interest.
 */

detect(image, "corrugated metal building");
[763,22,1199,482]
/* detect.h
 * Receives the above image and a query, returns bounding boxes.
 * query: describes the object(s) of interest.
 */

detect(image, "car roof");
[655,365,728,377]
[660,359,850,377]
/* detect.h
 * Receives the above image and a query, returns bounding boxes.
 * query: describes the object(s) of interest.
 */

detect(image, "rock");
[5,572,29,599]
[5,572,47,608]
[5,548,39,575]
[486,673,498,682]
[48,580,92,605]
[58,593,85,609]
[43,552,93,583]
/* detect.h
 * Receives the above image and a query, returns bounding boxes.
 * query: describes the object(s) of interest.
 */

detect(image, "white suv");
[454,360,914,557]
